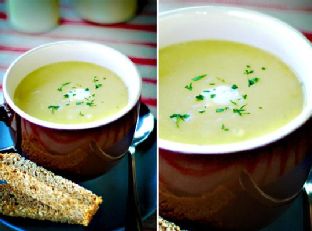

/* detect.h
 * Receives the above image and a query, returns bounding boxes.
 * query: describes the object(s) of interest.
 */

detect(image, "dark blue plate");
[0,116,157,231]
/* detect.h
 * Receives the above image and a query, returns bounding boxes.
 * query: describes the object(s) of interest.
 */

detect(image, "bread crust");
[0,153,102,226]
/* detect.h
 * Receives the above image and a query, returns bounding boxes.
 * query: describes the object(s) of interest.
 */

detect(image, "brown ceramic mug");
[0,41,141,178]
[159,6,312,230]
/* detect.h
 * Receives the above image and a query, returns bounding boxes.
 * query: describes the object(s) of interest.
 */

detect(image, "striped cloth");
[0,0,157,115]
[159,0,312,42]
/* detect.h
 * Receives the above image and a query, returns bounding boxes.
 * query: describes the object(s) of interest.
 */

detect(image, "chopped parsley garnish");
[185,83,193,91]
[210,94,216,99]
[221,124,229,131]
[216,107,229,113]
[85,88,89,91]
[259,106,263,109]
[93,76,99,82]
[244,69,254,75]
[192,74,207,81]
[231,84,238,90]
[209,83,215,86]
[169,113,190,128]
[79,111,85,117]
[230,100,238,106]
[57,82,71,92]
[243,94,248,100]
[261,67,266,70]
[233,104,250,116]
[244,65,254,75]
[203,90,210,93]
[63,94,69,98]
[76,101,83,105]
[95,83,103,89]
[248,77,260,87]
[48,105,60,113]
[195,94,204,101]
[198,109,206,114]
[86,100,95,107]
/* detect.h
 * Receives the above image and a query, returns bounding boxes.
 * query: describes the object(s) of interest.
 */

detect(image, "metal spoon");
[304,170,312,230]
[125,103,155,231]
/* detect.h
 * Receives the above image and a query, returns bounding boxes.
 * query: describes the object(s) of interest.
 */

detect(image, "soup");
[14,61,128,124]
[159,40,303,145]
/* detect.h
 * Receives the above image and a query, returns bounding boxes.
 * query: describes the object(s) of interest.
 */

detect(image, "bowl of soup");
[0,41,141,177]
[159,6,312,230]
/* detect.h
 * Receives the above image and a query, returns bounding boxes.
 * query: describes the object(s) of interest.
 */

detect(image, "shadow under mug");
[0,40,141,178]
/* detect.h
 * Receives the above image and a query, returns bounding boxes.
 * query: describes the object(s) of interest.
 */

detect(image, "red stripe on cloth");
[0,45,156,66]
[0,28,156,48]
[129,57,156,66]
[141,97,157,107]
[303,32,312,42]
[142,78,157,84]
[0,11,7,20]
[0,84,2,91]
[60,18,156,32]
[0,45,29,52]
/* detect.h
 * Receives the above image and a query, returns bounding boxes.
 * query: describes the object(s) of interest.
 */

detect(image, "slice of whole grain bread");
[0,153,102,226]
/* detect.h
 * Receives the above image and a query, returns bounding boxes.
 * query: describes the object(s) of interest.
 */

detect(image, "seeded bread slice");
[0,153,102,226]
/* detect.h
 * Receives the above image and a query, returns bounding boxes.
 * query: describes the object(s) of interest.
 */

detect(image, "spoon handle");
[125,149,143,231]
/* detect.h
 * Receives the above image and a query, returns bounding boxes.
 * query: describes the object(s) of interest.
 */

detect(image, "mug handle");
[239,170,300,207]
[0,104,16,153]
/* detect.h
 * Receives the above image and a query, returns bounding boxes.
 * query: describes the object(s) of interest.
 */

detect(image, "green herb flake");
[198,110,206,114]
[221,124,229,131]
[192,74,207,81]
[48,105,60,113]
[216,107,229,113]
[185,83,193,91]
[195,94,204,101]
[261,67,266,70]
[86,100,95,107]
[231,84,238,90]
[76,101,83,106]
[63,94,69,98]
[230,100,238,106]
[95,83,103,89]
[248,77,260,87]
[85,88,89,91]
[244,69,254,75]
[259,106,263,109]
[243,94,248,100]
[210,94,216,99]
[209,83,215,86]
[169,113,190,128]
[79,111,85,117]
[233,104,250,116]
[57,82,71,92]
[93,76,99,82]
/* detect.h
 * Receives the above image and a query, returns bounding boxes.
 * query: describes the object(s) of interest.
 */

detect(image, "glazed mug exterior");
[0,41,142,178]
[159,6,312,230]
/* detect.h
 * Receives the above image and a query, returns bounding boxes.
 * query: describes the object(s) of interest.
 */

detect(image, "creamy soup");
[159,40,303,144]
[14,61,128,124]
